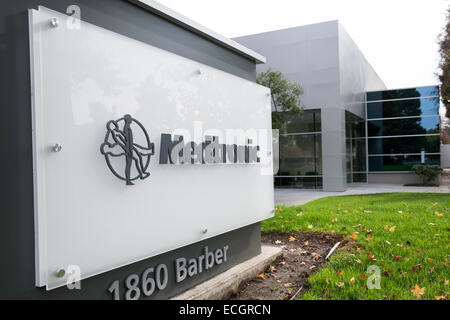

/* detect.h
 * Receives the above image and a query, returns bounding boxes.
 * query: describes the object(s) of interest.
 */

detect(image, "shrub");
[411,165,443,185]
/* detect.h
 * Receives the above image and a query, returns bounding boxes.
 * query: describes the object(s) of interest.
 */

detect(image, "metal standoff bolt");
[52,143,63,153]
[56,268,66,278]
[49,18,59,28]
[202,228,208,234]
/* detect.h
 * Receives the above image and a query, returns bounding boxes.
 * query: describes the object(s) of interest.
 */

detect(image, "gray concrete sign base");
[171,246,282,300]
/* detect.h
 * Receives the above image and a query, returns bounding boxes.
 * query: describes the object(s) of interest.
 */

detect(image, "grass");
[262,193,450,300]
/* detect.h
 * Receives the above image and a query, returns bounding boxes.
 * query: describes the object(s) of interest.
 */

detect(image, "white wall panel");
[29,6,273,289]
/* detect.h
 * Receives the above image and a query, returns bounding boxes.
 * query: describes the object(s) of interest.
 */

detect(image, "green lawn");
[262,193,450,300]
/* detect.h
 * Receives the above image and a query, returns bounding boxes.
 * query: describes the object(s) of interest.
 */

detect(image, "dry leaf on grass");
[411,284,425,298]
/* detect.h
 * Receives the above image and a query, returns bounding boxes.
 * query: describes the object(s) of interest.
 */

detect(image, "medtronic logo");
[101,115,261,185]
[100,115,155,186]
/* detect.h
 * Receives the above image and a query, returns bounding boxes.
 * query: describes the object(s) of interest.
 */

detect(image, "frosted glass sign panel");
[29,7,273,289]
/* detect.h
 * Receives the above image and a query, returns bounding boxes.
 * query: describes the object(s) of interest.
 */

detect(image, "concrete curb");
[170,245,283,300]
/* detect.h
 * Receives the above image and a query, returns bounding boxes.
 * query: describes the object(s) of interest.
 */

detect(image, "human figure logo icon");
[100,114,154,185]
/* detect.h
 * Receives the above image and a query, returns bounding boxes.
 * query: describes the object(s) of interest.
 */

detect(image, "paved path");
[275,184,450,206]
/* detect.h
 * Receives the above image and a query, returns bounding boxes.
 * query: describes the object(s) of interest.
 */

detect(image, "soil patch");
[230,231,349,300]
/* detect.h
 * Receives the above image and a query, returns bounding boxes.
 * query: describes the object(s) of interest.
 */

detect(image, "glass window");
[368,116,440,137]
[369,154,441,172]
[367,97,440,119]
[352,139,367,173]
[368,135,440,154]
[345,111,367,183]
[346,112,365,138]
[275,177,323,189]
[284,109,321,133]
[352,173,367,183]
[278,134,322,176]
[367,86,439,102]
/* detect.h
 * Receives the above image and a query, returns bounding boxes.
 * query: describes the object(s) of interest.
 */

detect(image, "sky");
[157,0,448,90]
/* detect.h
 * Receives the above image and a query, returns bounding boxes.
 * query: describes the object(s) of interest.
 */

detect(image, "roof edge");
[128,0,267,64]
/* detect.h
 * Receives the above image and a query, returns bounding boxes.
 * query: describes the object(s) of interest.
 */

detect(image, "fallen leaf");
[304,241,309,246]
[258,273,265,280]
[275,240,282,245]
[325,278,330,284]
[338,269,344,276]
[427,258,433,262]
[356,247,361,252]
[336,282,345,287]
[268,265,276,272]
[411,284,425,298]
[397,211,403,213]
[360,275,367,279]
[279,261,286,266]
[283,283,292,287]
[296,212,303,217]
[307,224,313,229]
[433,202,438,206]
[412,264,424,273]
[289,236,296,242]
[356,259,362,265]
[351,233,358,239]
[349,277,355,284]
[309,265,316,270]
[389,226,397,232]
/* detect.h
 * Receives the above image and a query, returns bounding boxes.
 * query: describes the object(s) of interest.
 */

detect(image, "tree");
[256,69,304,133]
[438,5,450,119]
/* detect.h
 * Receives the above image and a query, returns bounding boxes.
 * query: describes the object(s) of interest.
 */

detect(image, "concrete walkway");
[275,184,450,206]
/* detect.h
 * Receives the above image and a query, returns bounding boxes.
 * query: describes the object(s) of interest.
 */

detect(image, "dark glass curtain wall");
[346,111,367,183]
[275,110,322,189]
[366,86,440,172]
